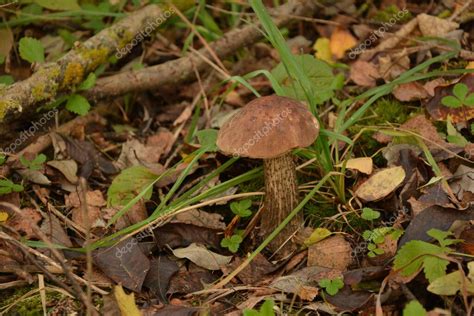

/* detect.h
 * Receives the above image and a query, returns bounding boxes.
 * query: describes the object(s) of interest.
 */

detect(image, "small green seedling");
[394,229,461,283]
[361,207,380,221]
[367,243,385,257]
[318,277,344,296]
[0,179,24,195]
[441,83,474,108]
[230,199,252,218]
[0,154,6,165]
[20,154,47,171]
[220,234,243,253]
[403,300,427,316]
[243,300,275,316]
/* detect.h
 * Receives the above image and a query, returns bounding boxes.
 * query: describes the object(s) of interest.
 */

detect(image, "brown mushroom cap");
[217,95,320,159]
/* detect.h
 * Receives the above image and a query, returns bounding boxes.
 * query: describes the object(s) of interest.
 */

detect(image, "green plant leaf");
[196,129,218,152]
[403,300,427,316]
[230,199,252,217]
[66,94,91,116]
[271,54,339,105]
[441,95,463,108]
[0,75,14,85]
[243,300,275,316]
[361,207,380,221]
[318,277,344,296]
[394,238,451,283]
[452,83,468,100]
[78,73,96,90]
[107,166,159,207]
[0,179,24,195]
[19,37,45,63]
[34,0,81,11]
[220,234,243,253]
[464,93,474,106]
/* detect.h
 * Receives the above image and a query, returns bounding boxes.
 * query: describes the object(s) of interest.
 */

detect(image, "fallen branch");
[0,1,191,136]
[87,0,317,99]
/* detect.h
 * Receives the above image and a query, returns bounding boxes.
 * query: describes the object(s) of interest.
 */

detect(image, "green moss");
[79,47,109,71]
[0,98,21,121]
[62,62,84,88]
[372,5,412,23]
[0,286,64,315]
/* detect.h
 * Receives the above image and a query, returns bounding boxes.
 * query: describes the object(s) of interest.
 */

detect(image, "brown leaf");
[398,205,474,248]
[307,235,352,271]
[93,237,151,292]
[143,256,179,302]
[425,73,474,123]
[171,209,226,231]
[224,253,276,284]
[349,60,380,88]
[417,13,459,37]
[41,214,73,247]
[330,28,357,59]
[355,166,406,202]
[392,82,429,101]
[168,264,218,295]
[6,208,41,238]
[153,223,222,250]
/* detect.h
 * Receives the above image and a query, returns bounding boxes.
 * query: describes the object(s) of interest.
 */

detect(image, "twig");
[86,0,318,99]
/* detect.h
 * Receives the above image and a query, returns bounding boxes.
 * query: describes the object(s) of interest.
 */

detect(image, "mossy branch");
[0,1,187,133]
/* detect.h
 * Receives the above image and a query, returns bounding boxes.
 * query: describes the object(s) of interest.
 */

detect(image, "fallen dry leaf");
[355,166,406,202]
[114,285,141,316]
[94,237,150,292]
[307,235,352,271]
[47,160,79,184]
[417,13,459,37]
[349,60,380,87]
[7,207,41,238]
[171,209,226,231]
[392,82,429,101]
[425,73,474,123]
[343,157,373,175]
[314,37,333,64]
[171,243,232,271]
[330,28,357,59]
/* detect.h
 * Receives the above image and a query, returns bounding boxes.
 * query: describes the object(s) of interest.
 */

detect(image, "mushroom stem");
[261,152,302,252]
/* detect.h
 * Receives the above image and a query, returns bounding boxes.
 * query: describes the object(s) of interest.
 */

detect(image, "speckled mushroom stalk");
[262,152,300,250]
[217,95,319,255]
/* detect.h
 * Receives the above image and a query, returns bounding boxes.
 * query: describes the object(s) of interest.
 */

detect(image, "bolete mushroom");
[216,95,319,253]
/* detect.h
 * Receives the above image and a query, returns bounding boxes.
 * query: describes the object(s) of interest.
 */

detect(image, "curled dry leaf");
[355,166,406,202]
[342,157,373,175]
[330,28,357,59]
[392,82,429,102]
[6,207,41,238]
[425,73,474,123]
[307,235,352,271]
[171,243,232,271]
[416,13,459,37]
[349,60,380,88]
[171,209,226,231]
[47,160,78,184]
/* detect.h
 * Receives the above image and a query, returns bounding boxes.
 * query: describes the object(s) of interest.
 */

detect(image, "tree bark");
[261,152,302,255]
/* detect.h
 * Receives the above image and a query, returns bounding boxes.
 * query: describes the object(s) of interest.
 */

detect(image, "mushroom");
[217,95,319,253]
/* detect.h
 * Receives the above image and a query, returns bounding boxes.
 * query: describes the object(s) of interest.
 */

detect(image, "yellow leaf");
[355,166,406,202]
[313,37,333,64]
[344,157,373,175]
[304,228,332,247]
[467,62,474,69]
[330,28,357,59]
[0,211,8,222]
[114,285,141,316]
